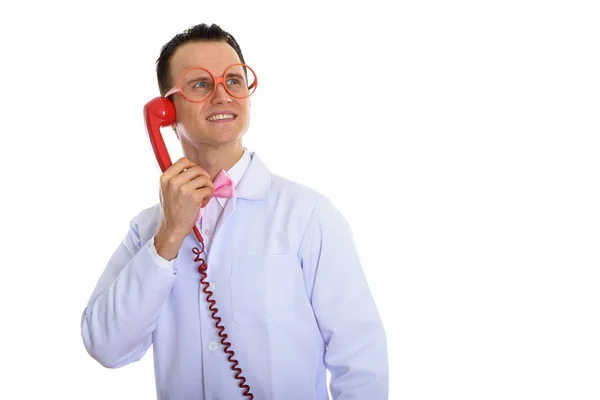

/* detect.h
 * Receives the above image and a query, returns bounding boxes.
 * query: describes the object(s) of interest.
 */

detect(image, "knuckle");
[177,184,189,195]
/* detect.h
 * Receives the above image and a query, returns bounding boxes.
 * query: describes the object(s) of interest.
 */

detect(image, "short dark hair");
[156,23,246,96]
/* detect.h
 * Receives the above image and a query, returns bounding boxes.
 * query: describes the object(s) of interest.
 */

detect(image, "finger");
[172,172,213,194]
[180,175,214,193]
[160,157,197,183]
[177,165,210,182]
[190,187,214,208]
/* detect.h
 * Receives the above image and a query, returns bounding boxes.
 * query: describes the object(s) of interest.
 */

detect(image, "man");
[81,23,388,399]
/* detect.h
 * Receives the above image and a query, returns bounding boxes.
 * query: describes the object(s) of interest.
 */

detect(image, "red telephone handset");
[143,97,176,173]
[143,97,254,399]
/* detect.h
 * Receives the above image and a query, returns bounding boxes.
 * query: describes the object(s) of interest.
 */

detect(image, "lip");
[206,111,238,121]
[207,117,236,123]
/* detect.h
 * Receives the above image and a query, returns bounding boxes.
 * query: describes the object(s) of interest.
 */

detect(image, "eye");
[227,78,241,85]
[193,81,209,89]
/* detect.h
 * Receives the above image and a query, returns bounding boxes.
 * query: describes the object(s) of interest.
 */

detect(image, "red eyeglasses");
[164,63,258,103]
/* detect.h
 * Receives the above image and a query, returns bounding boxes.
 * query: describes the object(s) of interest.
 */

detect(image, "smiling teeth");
[207,114,235,121]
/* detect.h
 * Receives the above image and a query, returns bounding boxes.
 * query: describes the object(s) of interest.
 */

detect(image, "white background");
[0,0,598,399]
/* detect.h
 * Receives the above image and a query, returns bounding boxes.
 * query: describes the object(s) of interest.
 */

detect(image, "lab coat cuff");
[149,236,177,275]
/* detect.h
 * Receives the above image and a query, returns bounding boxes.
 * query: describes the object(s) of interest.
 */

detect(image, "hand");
[155,158,213,259]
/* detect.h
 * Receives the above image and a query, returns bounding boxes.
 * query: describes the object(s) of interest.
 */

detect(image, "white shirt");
[81,149,388,399]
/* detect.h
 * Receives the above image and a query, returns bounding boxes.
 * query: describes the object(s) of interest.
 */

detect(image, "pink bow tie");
[196,169,235,224]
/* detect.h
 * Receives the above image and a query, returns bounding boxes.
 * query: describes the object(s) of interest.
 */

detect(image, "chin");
[204,123,247,138]
[207,131,244,145]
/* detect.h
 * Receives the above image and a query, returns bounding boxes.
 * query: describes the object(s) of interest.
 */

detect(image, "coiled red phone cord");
[192,225,254,399]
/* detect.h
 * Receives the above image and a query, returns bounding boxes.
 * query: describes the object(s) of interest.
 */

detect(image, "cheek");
[240,111,250,127]
[238,102,251,122]
[175,102,208,126]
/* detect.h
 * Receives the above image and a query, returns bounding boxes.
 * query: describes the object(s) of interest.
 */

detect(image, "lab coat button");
[208,341,218,351]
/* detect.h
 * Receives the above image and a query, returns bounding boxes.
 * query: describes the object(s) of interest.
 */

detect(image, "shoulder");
[268,173,346,224]
[270,173,325,203]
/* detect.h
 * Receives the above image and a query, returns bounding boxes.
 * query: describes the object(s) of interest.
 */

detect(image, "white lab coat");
[81,151,388,399]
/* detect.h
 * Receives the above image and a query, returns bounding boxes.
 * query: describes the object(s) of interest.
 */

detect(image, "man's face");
[168,41,251,146]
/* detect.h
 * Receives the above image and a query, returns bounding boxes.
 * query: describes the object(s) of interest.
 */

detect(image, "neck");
[180,139,244,181]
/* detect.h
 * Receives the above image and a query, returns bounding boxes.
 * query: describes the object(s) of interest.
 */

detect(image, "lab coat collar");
[235,151,271,201]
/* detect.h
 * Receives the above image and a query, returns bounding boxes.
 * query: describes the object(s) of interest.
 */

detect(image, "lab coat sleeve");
[80,218,178,368]
[299,198,389,399]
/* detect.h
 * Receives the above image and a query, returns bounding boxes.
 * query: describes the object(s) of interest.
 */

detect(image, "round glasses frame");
[164,63,258,103]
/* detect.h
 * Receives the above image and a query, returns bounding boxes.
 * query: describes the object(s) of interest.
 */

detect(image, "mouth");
[206,113,237,122]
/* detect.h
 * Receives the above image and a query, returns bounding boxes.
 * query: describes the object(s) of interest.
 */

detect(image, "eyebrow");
[185,76,211,84]
[225,72,244,79]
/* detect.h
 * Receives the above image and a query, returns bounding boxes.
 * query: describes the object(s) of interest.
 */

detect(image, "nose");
[211,81,232,104]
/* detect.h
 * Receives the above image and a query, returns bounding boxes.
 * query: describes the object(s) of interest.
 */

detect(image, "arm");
[80,218,179,368]
[299,198,388,399]
[81,157,212,368]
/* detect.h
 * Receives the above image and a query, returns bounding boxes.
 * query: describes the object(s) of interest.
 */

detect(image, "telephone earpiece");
[143,97,176,173]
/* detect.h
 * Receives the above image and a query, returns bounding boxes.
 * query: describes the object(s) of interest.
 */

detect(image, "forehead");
[169,41,242,82]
